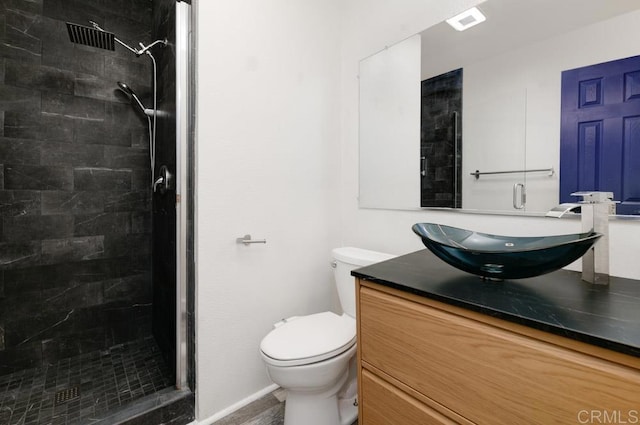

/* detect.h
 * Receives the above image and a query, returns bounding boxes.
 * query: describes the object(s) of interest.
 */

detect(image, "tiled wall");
[151,0,177,379]
[0,0,154,375]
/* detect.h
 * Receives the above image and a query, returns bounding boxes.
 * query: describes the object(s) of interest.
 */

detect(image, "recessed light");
[446,7,486,31]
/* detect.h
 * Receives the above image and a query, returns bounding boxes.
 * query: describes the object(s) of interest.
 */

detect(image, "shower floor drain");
[55,386,80,405]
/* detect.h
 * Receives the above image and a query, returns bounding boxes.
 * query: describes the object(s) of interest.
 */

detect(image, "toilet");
[260,247,395,425]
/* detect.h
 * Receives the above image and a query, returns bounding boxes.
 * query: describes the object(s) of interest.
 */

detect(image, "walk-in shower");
[0,0,193,424]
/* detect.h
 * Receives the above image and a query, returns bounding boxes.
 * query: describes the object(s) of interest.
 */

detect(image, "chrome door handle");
[236,234,267,245]
[513,183,526,210]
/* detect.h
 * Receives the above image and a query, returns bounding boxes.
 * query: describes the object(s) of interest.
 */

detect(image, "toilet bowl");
[260,247,395,425]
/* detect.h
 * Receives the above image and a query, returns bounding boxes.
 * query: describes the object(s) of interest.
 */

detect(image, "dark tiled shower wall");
[151,0,177,380]
[0,0,155,375]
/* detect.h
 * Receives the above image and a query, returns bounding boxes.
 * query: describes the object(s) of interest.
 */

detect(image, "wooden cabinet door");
[361,369,458,425]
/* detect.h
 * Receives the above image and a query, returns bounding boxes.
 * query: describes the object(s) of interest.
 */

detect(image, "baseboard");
[195,383,279,425]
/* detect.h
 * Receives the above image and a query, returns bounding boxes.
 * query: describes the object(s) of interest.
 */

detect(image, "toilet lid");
[260,312,356,366]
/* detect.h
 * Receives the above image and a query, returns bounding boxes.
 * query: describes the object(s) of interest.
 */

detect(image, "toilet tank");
[332,247,396,318]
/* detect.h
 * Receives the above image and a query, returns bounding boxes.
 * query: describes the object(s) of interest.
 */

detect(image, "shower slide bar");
[471,167,555,180]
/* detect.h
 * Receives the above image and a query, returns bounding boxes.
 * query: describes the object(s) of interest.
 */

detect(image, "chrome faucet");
[545,202,582,218]
[546,191,615,285]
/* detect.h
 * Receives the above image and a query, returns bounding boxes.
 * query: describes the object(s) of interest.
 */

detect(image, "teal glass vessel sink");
[412,223,602,279]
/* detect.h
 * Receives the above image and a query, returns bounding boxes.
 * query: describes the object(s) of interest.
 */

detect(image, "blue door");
[560,55,640,215]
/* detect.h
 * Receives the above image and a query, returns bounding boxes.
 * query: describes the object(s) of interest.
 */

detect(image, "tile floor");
[0,336,173,425]
[214,389,358,425]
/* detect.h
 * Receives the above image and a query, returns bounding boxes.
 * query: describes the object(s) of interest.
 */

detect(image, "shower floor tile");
[0,336,173,425]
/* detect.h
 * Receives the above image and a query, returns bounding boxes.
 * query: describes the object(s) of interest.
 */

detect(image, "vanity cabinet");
[356,280,640,425]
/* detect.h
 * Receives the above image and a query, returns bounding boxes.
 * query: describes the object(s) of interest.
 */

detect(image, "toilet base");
[283,375,357,425]
[338,395,358,425]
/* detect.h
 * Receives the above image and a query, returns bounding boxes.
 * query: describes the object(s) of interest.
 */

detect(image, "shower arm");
[90,21,167,57]
[137,39,167,56]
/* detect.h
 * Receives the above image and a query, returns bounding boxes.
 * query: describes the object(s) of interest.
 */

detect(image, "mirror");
[359,0,640,215]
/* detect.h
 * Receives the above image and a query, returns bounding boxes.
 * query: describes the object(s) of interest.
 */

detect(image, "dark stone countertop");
[352,249,640,358]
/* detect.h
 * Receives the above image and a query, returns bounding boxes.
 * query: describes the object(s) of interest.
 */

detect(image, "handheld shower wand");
[117,82,156,117]
[117,81,157,186]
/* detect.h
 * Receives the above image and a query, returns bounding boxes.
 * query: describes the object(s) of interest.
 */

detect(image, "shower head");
[66,22,115,50]
[67,21,167,57]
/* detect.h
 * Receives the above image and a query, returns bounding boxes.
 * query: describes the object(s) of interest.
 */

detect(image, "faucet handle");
[153,176,165,192]
[570,191,614,203]
[153,165,174,194]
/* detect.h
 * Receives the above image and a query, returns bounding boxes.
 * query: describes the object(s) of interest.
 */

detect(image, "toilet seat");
[260,312,356,367]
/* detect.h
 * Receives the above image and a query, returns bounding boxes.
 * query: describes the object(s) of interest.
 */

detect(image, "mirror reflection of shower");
[66,20,167,189]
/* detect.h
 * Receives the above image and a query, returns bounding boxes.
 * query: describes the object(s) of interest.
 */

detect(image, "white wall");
[340,0,640,280]
[194,0,342,421]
